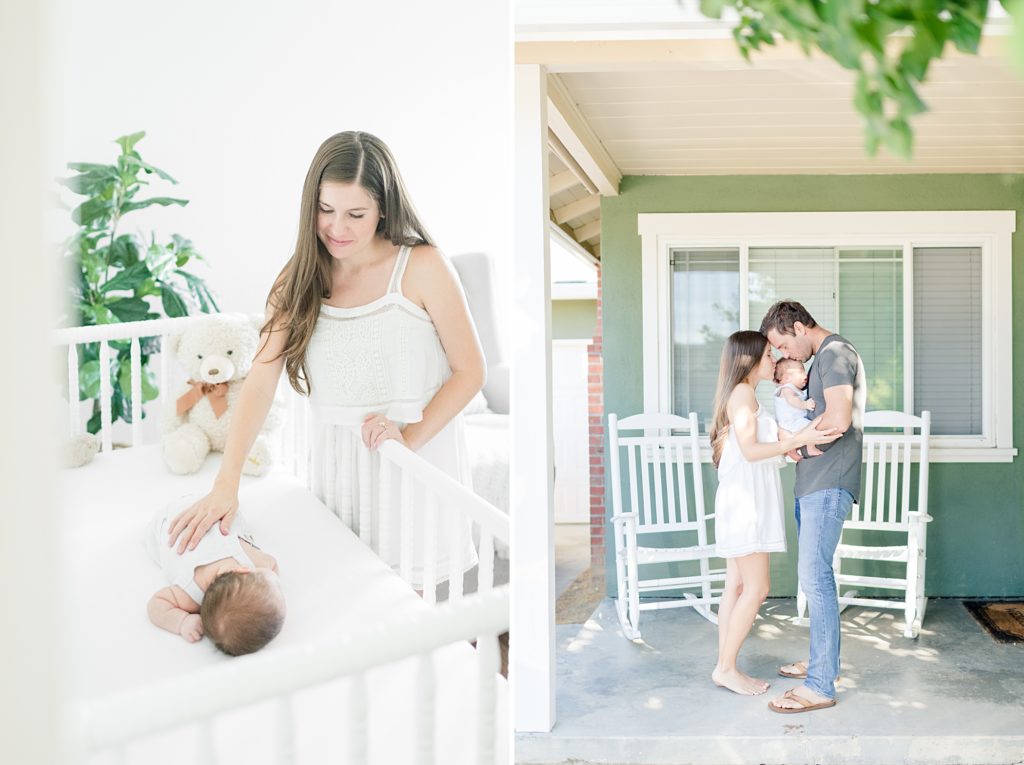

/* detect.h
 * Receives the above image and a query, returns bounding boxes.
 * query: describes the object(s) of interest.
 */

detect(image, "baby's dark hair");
[774,357,805,384]
[200,570,285,656]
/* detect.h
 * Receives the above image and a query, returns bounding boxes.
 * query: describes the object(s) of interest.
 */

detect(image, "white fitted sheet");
[61,445,506,765]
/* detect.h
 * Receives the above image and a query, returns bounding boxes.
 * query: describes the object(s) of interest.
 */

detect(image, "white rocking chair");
[797,410,932,638]
[609,412,724,640]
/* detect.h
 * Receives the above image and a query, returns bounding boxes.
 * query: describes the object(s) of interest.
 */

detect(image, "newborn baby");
[144,495,285,656]
[773,357,823,457]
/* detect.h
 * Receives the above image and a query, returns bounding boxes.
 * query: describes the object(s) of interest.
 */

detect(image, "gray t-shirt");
[793,334,866,501]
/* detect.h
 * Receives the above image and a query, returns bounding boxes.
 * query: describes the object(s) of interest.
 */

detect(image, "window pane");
[749,247,837,412]
[670,249,739,431]
[914,247,983,435]
[837,249,903,412]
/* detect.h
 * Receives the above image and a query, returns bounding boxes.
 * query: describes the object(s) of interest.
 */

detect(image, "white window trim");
[639,210,1017,464]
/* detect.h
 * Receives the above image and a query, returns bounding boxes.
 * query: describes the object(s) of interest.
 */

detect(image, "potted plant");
[60,131,219,434]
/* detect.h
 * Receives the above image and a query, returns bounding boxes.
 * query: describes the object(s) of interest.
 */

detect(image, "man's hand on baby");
[179,614,204,643]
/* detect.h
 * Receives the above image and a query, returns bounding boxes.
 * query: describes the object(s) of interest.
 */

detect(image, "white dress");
[714,407,787,558]
[305,245,477,584]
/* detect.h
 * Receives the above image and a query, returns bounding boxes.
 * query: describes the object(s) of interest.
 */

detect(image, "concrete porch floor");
[516,598,1024,765]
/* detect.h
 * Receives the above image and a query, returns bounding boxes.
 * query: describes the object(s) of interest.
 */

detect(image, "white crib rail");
[73,588,509,762]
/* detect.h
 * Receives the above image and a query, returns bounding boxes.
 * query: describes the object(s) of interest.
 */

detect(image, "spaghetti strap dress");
[714,407,787,558]
[305,245,477,585]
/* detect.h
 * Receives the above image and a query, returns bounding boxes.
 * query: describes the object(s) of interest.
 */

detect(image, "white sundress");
[714,406,787,558]
[304,245,477,584]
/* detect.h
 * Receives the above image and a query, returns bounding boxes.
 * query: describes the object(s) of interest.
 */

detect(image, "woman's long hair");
[264,131,434,394]
[709,330,769,468]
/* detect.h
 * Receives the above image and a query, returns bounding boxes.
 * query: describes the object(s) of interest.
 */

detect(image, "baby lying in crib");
[774,357,823,457]
[144,495,286,656]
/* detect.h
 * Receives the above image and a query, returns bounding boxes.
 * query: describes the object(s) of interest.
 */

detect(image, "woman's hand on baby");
[168,489,239,554]
[362,413,408,451]
[803,398,817,410]
[178,613,204,643]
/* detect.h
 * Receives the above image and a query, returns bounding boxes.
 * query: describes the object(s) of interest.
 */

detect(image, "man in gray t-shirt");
[760,301,865,714]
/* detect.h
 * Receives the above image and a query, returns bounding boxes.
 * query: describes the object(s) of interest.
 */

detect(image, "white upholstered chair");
[609,412,723,640]
[797,410,932,638]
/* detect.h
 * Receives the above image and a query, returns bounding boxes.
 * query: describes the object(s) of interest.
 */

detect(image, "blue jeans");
[795,487,853,699]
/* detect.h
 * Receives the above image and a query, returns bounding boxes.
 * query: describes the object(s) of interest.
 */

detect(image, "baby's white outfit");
[774,382,812,433]
[304,244,477,585]
[714,407,787,558]
[144,494,256,605]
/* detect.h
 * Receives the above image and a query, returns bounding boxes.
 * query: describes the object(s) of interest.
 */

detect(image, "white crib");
[53,315,510,765]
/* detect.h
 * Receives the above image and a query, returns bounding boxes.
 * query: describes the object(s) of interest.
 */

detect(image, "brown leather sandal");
[768,688,837,714]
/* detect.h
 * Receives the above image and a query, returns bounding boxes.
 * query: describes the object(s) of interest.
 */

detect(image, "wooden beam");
[573,219,601,242]
[547,74,621,196]
[553,193,600,225]
[547,130,598,195]
[549,169,580,195]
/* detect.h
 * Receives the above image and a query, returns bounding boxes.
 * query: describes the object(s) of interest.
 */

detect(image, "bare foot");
[768,684,831,711]
[712,667,770,696]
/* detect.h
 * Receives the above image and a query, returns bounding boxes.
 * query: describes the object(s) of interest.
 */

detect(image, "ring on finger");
[378,420,388,430]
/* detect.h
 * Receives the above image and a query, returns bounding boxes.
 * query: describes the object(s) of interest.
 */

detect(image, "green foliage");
[60,132,219,434]
[699,0,996,158]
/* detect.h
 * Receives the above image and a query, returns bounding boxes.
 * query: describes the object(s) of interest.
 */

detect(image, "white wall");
[49,0,511,318]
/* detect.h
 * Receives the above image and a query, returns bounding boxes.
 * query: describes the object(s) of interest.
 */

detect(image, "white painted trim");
[552,283,597,301]
[513,63,556,734]
[547,73,621,196]
[549,220,599,268]
[639,210,1017,460]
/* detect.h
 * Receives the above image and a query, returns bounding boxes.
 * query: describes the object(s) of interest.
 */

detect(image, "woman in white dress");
[708,330,839,696]
[166,131,485,586]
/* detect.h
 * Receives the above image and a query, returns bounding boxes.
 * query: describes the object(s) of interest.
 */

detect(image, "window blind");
[913,247,982,435]
[670,249,739,430]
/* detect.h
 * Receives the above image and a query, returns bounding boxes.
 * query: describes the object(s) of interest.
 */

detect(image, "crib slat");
[324,426,338,514]
[99,340,113,453]
[130,337,142,447]
[349,674,368,765]
[67,344,79,435]
[339,429,353,527]
[358,443,372,546]
[276,695,295,765]
[423,494,439,605]
[475,631,500,765]
[400,471,414,584]
[447,500,464,603]
[479,531,495,593]
[159,335,169,406]
[379,457,394,565]
[415,654,436,765]
[197,719,216,765]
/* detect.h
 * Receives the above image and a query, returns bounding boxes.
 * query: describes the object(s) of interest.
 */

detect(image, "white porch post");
[512,63,556,733]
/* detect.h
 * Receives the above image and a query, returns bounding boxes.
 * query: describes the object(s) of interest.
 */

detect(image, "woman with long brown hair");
[709,330,839,695]
[166,131,485,584]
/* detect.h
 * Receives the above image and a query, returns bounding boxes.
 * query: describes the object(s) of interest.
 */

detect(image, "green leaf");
[121,154,178,184]
[141,367,160,402]
[101,261,152,293]
[91,303,117,325]
[79,360,101,399]
[108,234,141,267]
[159,282,189,317]
[885,118,914,159]
[107,296,155,322]
[72,197,112,227]
[115,131,146,154]
[120,196,189,215]
[177,270,220,312]
[58,167,118,196]
[699,0,729,19]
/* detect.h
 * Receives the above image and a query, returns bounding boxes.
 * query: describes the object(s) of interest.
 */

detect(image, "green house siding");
[602,174,1024,597]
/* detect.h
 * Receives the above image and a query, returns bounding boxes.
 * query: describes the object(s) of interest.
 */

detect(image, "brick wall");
[587,264,605,569]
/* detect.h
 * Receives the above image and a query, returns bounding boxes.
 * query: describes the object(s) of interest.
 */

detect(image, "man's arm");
[809,384,853,454]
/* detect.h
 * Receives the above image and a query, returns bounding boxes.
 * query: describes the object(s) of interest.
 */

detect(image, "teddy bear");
[161,313,281,476]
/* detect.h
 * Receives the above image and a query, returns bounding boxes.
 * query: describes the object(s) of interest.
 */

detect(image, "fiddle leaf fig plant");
[61,131,219,434]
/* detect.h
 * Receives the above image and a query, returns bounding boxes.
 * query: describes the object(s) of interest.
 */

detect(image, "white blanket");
[62,445,507,764]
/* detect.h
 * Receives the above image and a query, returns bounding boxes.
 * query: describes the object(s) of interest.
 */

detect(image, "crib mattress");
[61,445,507,764]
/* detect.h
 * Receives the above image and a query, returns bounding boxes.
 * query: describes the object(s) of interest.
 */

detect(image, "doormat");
[963,601,1024,644]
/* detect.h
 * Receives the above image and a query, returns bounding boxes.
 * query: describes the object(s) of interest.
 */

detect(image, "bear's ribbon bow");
[176,380,229,418]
